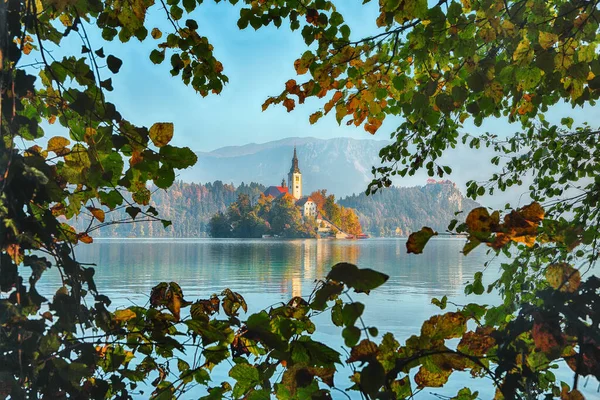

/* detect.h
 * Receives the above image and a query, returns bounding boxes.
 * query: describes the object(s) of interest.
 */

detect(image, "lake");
[40,238,599,398]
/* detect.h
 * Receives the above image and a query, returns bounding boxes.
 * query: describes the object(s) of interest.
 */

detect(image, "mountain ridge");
[179,136,391,197]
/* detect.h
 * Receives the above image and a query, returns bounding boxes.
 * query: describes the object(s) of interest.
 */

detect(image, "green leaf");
[406,227,437,254]
[106,55,123,73]
[229,363,259,397]
[342,326,361,347]
[326,263,388,294]
[360,361,385,398]
[342,302,364,327]
[159,145,198,169]
[150,49,165,64]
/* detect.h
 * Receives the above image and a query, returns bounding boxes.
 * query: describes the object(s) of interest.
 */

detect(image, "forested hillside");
[79,181,265,237]
[339,181,480,236]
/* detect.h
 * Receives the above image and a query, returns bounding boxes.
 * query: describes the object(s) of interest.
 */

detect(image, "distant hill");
[338,181,481,237]
[178,137,391,197]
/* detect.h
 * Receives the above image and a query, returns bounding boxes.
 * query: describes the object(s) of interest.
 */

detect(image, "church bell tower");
[288,146,302,199]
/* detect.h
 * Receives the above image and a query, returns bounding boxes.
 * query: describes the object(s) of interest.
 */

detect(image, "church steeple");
[281,178,287,187]
[290,145,300,174]
[288,146,302,199]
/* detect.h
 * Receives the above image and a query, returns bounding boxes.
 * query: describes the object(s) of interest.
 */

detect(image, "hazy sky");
[36,2,598,205]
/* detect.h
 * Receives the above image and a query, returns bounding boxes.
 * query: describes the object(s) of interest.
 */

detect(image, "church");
[263,147,317,218]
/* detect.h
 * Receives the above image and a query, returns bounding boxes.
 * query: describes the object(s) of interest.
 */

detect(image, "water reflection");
[58,238,482,307]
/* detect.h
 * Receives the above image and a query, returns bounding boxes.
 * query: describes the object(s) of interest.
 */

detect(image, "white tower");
[288,146,302,199]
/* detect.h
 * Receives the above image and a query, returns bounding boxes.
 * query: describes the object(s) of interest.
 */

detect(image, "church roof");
[264,186,289,198]
[295,197,314,207]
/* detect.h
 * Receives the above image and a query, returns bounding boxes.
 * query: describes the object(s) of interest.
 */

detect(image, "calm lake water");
[39,238,598,398]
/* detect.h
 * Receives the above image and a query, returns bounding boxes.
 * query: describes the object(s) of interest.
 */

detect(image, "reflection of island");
[57,238,487,312]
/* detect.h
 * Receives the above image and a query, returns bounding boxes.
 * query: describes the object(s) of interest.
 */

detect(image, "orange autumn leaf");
[283,98,295,112]
[130,150,143,166]
[78,233,94,244]
[294,59,308,75]
[285,79,297,93]
[532,317,565,357]
[87,207,105,223]
[458,326,496,356]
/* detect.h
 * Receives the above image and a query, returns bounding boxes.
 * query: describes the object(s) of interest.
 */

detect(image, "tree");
[269,193,305,237]
[340,206,362,235]
[309,189,327,211]
[3,0,600,398]
[208,211,231,238]
[322,194,341,226]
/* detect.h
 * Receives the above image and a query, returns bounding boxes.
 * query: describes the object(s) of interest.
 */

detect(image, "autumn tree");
[309,189,327,211]
[340,207,362,235]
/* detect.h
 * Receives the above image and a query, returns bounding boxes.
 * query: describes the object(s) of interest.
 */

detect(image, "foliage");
[310,190,363,235]
[3,0,600,398]
[209,193,319,238]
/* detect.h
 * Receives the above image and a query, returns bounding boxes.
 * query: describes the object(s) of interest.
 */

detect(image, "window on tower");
[295,176,299,182]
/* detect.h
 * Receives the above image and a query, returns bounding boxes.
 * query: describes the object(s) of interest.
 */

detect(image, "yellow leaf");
[149,122,174,148]
[87,207,105,223]
[414,366,451,388]
[501,19,516,36]
[151,28,162,39]
[538,31,558,50]
[545,263,581,293]
[513,37,533,65]
[47,136,71,155]
[114,309,137,323]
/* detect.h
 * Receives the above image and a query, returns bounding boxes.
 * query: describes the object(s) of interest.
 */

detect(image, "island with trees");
[208,147,364,238]
[208,190,363,239]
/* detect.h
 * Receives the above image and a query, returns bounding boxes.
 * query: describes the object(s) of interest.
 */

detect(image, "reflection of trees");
[57,239,485,308]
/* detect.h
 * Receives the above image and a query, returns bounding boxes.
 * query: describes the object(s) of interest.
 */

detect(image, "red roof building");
[263,186,289,198]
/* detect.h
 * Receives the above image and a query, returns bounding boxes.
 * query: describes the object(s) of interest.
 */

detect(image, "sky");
[32,1,599,205]
[70,1,386,152]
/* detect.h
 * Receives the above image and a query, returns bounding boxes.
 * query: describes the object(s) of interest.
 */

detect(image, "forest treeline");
[340,181,480,236]
[208,190,362,238]
[75,180,475,237]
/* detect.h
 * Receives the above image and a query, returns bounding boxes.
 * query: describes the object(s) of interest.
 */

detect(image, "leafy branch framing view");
[1,0,599,398]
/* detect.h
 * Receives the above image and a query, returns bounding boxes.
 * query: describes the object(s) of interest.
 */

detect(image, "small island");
[208,148,364,239]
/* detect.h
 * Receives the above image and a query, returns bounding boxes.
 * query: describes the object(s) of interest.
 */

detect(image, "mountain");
[178,137,391,197]
[338,180,481,237]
